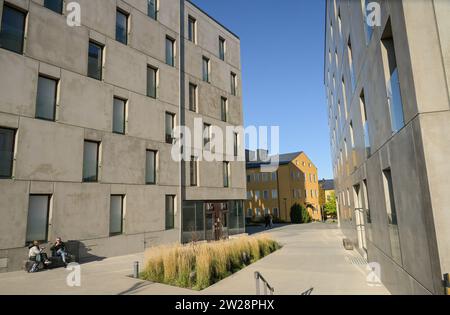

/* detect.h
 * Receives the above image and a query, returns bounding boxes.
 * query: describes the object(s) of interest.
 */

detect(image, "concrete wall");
[0,0,245,272]
[325,0,449,294]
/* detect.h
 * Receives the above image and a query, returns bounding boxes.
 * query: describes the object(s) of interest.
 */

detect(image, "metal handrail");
[255,272,274,295]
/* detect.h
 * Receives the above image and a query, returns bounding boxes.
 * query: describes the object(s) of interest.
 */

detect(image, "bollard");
[133,261,139,279]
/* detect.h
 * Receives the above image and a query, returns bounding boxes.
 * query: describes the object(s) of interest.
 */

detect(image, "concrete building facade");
[325,0,450,294]
[0,0,246,272]
[245,151,321,222]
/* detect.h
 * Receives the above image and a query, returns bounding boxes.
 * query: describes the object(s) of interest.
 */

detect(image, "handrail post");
[444,273,449,295]
[255,272,260,295]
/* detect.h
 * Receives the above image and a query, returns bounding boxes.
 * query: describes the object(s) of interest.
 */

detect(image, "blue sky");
[192,0,331,179]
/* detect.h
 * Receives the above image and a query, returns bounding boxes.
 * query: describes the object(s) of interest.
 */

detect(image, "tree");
[290,203,312,224]
[324,192,337,219]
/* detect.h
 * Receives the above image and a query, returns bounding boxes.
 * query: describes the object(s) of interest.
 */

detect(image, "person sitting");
[28,241,51,273]
[50,237,68,266]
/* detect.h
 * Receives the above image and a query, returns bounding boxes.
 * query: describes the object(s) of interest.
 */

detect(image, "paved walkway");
[0,223,389,295]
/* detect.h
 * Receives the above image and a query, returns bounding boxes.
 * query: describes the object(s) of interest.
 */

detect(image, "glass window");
[360,91,371,156]
[202,57,210,82]
[146,150,156,184]
[0,128,15,178]
[190,156,198,186]
[219,37,226,61]
[0,4,26,54]
[221,97,228,122]
[234,132,238,157]
[116,9,128,45]
[147,66,157,98]
[263,190,269,200]
[189,83,197,112]
[188,16,196,43]
[44,0,63,14]
[231,72,237,96]
[113,97,126,134]
[36,76,57,121]
[165,37,175,67]
[110,195,124,236]
[83,141,99,182]
[272,190,278,199]
[364,0,374,44]
[165,195,175,230]
[348,38,356,91]
[223,162,230,187]
[165,112,175,144]
[26,195,50,243]
[88,41,103,80]
[148,0,157,20]
[203,123,211,150]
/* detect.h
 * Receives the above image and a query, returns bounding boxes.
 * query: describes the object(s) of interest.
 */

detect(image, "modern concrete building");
[245,151,321,222]
[325,0,450,294]
[0,0,246,272]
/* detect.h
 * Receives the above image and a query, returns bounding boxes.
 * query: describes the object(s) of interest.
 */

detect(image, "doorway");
[205,202,229,241]
[353,184,367,258]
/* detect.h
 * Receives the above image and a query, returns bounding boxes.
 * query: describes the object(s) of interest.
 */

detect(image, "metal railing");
[255,272,274,295]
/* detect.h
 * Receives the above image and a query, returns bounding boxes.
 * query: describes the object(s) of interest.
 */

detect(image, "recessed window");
[148,0,158,20]
[272,190,278,199]
[116,9,128,45]
[221,97,228,122]
[190,156,198,187]
[223,162,230,188]
[360,90,371,156]
[36,75,58,121]
[110,195,124,236]
[219,37,226,61]
[147,65,158,98]
[165,112,175,144]
[189,83,197,112]
[26,195,51,243]
[0,128,15,179]
[231,72,237,96]
[203,123,211,151]
[202,57,210,82]
[348,38,356,91]
[0,4,26,54]
[233,132,239,157]
[165,36,175,67]
[113,97,126,134]
[165,195,175,230]
[88,41,103,80]
[44,0,63,14]
[146,150,157,185]
[363,0,374,44]
[83,140,99,182]
[188,16,196,43]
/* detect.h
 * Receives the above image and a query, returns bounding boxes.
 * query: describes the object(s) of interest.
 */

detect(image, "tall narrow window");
[202,57,210,82]
[223,162,230,188]
[165,195,175,230]
[189,83,197,112]
[188,16,196,43]
[113,97,126,134]
[203,123,211,151]
[116,9,128,45]
[165,112,175,144]
[0,128,15,178]
[148,0,157,20]
[190,156,198,187]
[83,140,99,182]
[0,4,26,54]
[221,97,228,122]
[363,0,374,44]
[219,37,226,61]
[26,195,51,243]
[383,168,402,264]
[44,0,63,14]
[337,9,342,39]
[342,78,348,119]
[36,75,58,121]
[233,132,239,157]
[360,91,371,156]
[147,66,158,98]
[363,179,371,224]
[166,36,175,67]
[349,121,355,149]
[348,38,356,91]
[88,41,103,80]
[110,195,124,236]
[231,72,237,96]
[146,150,157,184]
[381,20,404,134]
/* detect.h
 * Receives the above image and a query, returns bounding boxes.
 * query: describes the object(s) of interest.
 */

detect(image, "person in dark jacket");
[50,237,67,266]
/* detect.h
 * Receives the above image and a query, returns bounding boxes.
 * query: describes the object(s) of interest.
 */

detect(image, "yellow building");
[245,151,321,222]
[319,179,335,218]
